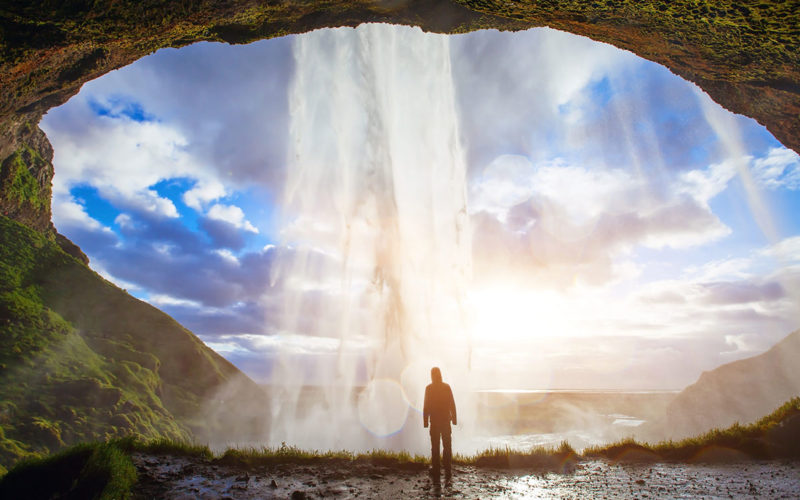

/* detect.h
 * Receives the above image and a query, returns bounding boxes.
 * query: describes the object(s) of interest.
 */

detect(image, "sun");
[468,285,576,343]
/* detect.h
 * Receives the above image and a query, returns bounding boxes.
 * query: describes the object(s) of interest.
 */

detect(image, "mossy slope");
[0,216,266,470]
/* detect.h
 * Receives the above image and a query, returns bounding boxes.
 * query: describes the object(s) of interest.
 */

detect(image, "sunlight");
[468,286,574,342]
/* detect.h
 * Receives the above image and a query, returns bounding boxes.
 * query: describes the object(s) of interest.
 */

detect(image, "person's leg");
[442,426,452,475]
[430,426,441,474]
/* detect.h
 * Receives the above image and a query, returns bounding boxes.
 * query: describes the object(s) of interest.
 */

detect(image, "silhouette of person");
[423,366,457,478]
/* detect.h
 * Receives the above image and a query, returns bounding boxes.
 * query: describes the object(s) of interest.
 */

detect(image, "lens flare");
[357,378,409,437]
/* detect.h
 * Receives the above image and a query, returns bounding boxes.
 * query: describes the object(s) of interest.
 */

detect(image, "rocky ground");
[131,452,800,499]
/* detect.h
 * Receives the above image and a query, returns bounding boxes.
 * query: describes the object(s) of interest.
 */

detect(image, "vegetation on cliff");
[0,137,52,233]
[0,145,47,211]
[0,216,266,471]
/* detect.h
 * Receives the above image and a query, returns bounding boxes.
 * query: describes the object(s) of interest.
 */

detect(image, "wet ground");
[131,452,800,499]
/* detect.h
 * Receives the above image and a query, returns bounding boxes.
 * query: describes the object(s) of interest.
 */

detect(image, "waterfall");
[269,23,472,452]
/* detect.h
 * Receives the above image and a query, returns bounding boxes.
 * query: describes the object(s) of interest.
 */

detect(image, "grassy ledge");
[1,398,797,498]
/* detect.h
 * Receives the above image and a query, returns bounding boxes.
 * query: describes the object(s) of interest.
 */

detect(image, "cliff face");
[0,123,53,234]
[665,330,800,439]
[1,0,798,235]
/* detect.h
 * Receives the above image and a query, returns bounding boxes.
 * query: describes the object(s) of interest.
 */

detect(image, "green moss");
[0,433,35,471]
[0,289,72,366]
[128,437,213,459]
[78,442,137,500]
[0,441,136,499]
[454,0,799,83]
[0,145,48,212]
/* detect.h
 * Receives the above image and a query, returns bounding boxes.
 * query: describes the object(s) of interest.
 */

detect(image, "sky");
[40,26,800,391]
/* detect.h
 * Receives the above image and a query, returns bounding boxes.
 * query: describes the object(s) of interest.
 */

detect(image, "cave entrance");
[39,25,800,452]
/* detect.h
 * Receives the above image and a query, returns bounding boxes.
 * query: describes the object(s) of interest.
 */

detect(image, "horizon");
[256,384,683,394]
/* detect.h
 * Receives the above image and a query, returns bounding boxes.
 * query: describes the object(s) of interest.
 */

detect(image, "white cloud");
[52,196,114,234]
[43,110,210,219]
[209,333,370,356]
[214,248,240,264]
[183,180,227,210]
[722,333,760,356]
[752,147,800,190]
[470,153,732,287]
[153,243,174,255]
[207,203,259,233]
[759,236,800,263]
[114,213,134,229]
[683,257,754,281]
[43,98,268,243]
[678,159,737,205]
[89,260,141,292]
[470,155,636,224]
[202,340,253,356]
[148,293,202,308]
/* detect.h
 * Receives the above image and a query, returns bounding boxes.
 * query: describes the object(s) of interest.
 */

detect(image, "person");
[423,366,457,478]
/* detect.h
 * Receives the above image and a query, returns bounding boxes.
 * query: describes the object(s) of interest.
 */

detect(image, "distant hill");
[0,216,268,471]
[664,329,800,439]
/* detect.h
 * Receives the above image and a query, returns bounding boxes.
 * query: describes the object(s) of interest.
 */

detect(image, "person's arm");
[423,386,430,428]
[448,385,457,425]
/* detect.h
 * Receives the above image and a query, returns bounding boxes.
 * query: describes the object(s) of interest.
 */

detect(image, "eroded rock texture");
[0,0,798,232]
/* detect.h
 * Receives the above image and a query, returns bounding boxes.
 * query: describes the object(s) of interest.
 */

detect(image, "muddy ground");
[131,453,800,499]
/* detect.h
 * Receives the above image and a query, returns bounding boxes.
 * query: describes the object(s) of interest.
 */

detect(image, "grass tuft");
[125,437,213,459]
[0,440,136,499]
[458,441,578,471]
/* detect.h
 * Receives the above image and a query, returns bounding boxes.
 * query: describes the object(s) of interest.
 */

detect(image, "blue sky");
[40,26,800,390]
